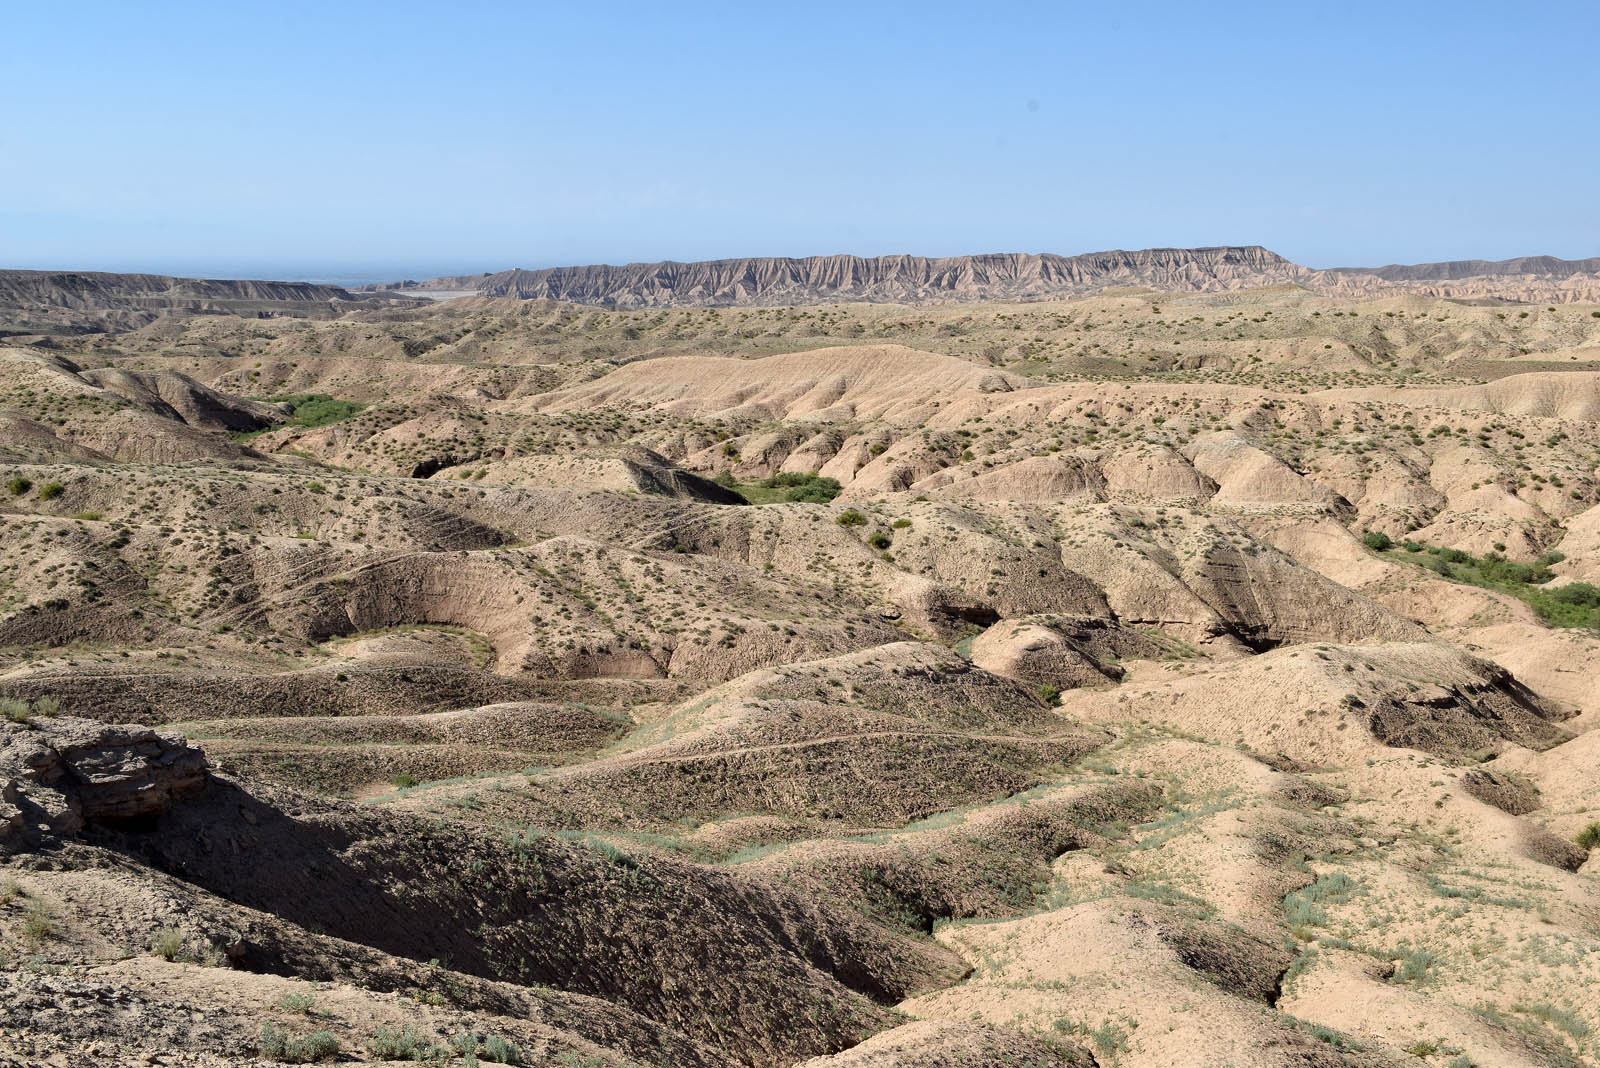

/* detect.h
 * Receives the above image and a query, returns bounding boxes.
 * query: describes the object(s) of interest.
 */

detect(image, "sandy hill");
[527,344,1031,422]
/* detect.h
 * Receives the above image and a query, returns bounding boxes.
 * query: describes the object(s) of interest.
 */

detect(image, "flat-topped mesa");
[0,715,208,848]
[375,246,1306,307]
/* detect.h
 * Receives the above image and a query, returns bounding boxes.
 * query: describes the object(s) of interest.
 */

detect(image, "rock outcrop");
[969,615,1155,692]
[0,716,207,847]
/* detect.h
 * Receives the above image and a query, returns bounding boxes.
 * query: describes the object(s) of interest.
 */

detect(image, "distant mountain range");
[362,246,1600,307]
[0,269,422,336]
[5,248,1600,337]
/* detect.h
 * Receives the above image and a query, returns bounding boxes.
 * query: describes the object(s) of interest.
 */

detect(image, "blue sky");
[3,0,1595,279]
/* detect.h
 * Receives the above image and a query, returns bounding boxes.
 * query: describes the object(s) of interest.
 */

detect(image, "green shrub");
[36,482,64,501]
[261,1023,340,1063]
[1577,822,1600,850]
[1394,543,1600,629]
[1515,1001,1592,1039]
[1037,683,1061,706]
[761,472,816,488]
[20,903,52,944]
[279,992,317,1014]
[866,531,891,550]
[5,476,31,496]
[731,472,842,504]
[367,1025,439,1061]
[299,1029,342,1061]
[759,472,841,503]
[835,509,867,527]
[481,1034,522,1064]
[151,928,185,961]
[258,1023,288,1060]
[1361,531,1393,551]
[274,394,365,429]
[1551,582,1600,608]
[784,477,841,503]
[2,696,60,725]
[391,773,420,789]
[1391,945,1436,984]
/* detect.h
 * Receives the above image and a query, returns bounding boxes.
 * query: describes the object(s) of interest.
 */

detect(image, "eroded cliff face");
[0,270,421,334]
[392,246,1309,306]
[376,246,1600,307]
[1309,268,1600,304]
[0,271,358,309]
[1324,255,1600,283]
[10,249,1600,330]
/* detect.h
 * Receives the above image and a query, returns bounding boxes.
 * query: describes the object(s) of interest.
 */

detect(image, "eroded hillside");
[2,282,1598,1068]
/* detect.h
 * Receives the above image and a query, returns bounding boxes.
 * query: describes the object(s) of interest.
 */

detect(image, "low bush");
[20,903,53,945]
[782,477,842,503]
[1551,582,1600,608]
[450,1032,522,1065]
[757,472,841,503]
[1,696,59,724]
[728,472,842,504]
[260,1023,340,1063]
[151,928,185,961]
[274,394,365,429]
[1382,541,1600,631]
[279,992,317,1014]
[367,1025,444,1061]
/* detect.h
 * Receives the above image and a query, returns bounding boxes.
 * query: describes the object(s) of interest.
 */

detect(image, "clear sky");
[4,0,1596,280]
